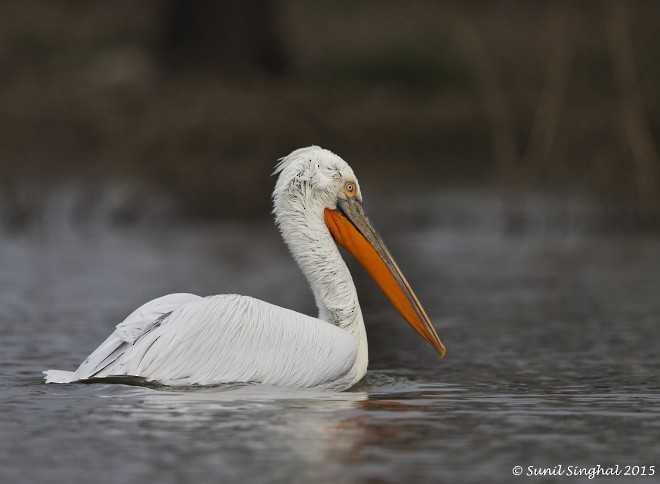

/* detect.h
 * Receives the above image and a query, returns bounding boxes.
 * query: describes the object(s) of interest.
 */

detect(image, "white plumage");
[44,146,444,391]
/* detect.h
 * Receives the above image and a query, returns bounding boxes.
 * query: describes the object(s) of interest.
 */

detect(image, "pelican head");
[273,146,446,357]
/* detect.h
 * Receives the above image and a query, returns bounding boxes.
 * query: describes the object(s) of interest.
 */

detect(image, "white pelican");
[44,146,445,390]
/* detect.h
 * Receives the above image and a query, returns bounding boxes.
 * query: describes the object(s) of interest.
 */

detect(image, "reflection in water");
[98,384,370,479]
[84,379,463,481]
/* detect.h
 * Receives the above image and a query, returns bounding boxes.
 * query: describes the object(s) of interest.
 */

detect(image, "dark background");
[1,0,659,229]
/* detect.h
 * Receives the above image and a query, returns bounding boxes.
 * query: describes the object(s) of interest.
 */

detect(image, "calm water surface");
[1,189,659,483]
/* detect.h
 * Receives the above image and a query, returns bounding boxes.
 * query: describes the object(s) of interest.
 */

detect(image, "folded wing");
[46,294,358,389]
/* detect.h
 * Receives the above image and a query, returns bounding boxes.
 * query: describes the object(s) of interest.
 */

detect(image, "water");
[1,188,659,483]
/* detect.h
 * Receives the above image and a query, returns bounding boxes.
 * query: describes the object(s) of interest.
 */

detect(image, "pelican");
[44,147,445,390]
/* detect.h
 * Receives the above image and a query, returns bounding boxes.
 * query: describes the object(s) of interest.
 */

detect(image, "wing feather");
[93,295,358,388]
[71,293,202,380]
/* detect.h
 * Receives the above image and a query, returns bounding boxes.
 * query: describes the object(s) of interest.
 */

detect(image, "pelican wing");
[62,293,204,381]
[49,294,358,388]
[115,293,203,343]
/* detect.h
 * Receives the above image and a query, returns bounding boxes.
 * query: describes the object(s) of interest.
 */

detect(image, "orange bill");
[324,199,446,356]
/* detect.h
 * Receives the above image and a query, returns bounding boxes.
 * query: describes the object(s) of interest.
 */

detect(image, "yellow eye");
[344,182,356,196]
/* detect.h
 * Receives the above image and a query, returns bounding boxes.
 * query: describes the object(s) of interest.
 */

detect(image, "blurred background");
[1,0,659,229]
[2,3,660,483]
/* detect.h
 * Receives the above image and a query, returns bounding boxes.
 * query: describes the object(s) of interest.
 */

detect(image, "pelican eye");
[344,182,356,197]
